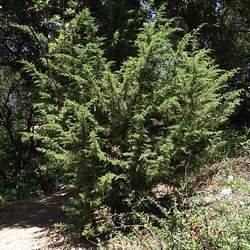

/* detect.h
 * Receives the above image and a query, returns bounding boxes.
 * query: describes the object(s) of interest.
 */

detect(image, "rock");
[221,187,232,196]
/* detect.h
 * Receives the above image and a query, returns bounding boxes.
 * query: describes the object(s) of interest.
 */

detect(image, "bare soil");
[0,191,89,250]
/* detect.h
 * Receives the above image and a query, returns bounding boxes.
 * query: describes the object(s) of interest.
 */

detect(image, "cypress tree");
[23,8,240,236]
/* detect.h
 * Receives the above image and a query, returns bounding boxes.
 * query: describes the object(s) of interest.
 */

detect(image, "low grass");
[100,155,250,250]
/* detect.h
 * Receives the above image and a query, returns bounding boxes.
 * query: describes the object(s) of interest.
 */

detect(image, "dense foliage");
[0,0,249,241]
[103,157,250,250]
[21,7,241,236]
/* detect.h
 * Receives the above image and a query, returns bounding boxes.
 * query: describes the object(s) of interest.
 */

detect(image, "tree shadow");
[0,191,74,229]
[0,190,96,249]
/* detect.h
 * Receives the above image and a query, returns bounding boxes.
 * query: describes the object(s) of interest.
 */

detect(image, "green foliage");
[22,8,240,238]
[104,198,250,250]
[104,167,250,250]
[0,67,34,187]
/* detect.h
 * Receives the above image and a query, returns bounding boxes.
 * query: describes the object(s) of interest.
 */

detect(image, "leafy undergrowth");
[99,155,250,250]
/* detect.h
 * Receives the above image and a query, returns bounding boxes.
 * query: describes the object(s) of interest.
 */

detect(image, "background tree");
[0,67,38,191]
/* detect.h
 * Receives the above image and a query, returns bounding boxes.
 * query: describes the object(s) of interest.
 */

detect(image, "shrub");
[103,165,250,250]
[23,8,240,237]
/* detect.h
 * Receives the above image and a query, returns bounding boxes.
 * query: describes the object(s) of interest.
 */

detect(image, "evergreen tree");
[23,8,240,236]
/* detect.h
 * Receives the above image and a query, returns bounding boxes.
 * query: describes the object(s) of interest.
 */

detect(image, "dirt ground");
[0,191,90,250]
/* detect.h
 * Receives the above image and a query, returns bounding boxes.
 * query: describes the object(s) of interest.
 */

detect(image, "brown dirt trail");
[0,191,87,250]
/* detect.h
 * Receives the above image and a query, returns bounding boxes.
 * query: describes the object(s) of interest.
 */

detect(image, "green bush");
[103,196,250,250]
[23,8,240,237]
[103,163,250,250]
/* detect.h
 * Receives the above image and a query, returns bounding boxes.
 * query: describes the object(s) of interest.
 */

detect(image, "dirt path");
[0,191,89,250]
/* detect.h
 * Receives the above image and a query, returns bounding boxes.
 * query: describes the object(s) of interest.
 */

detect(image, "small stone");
[204,196,214,204]
[221,187,232,196]
[228,176,234,181]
